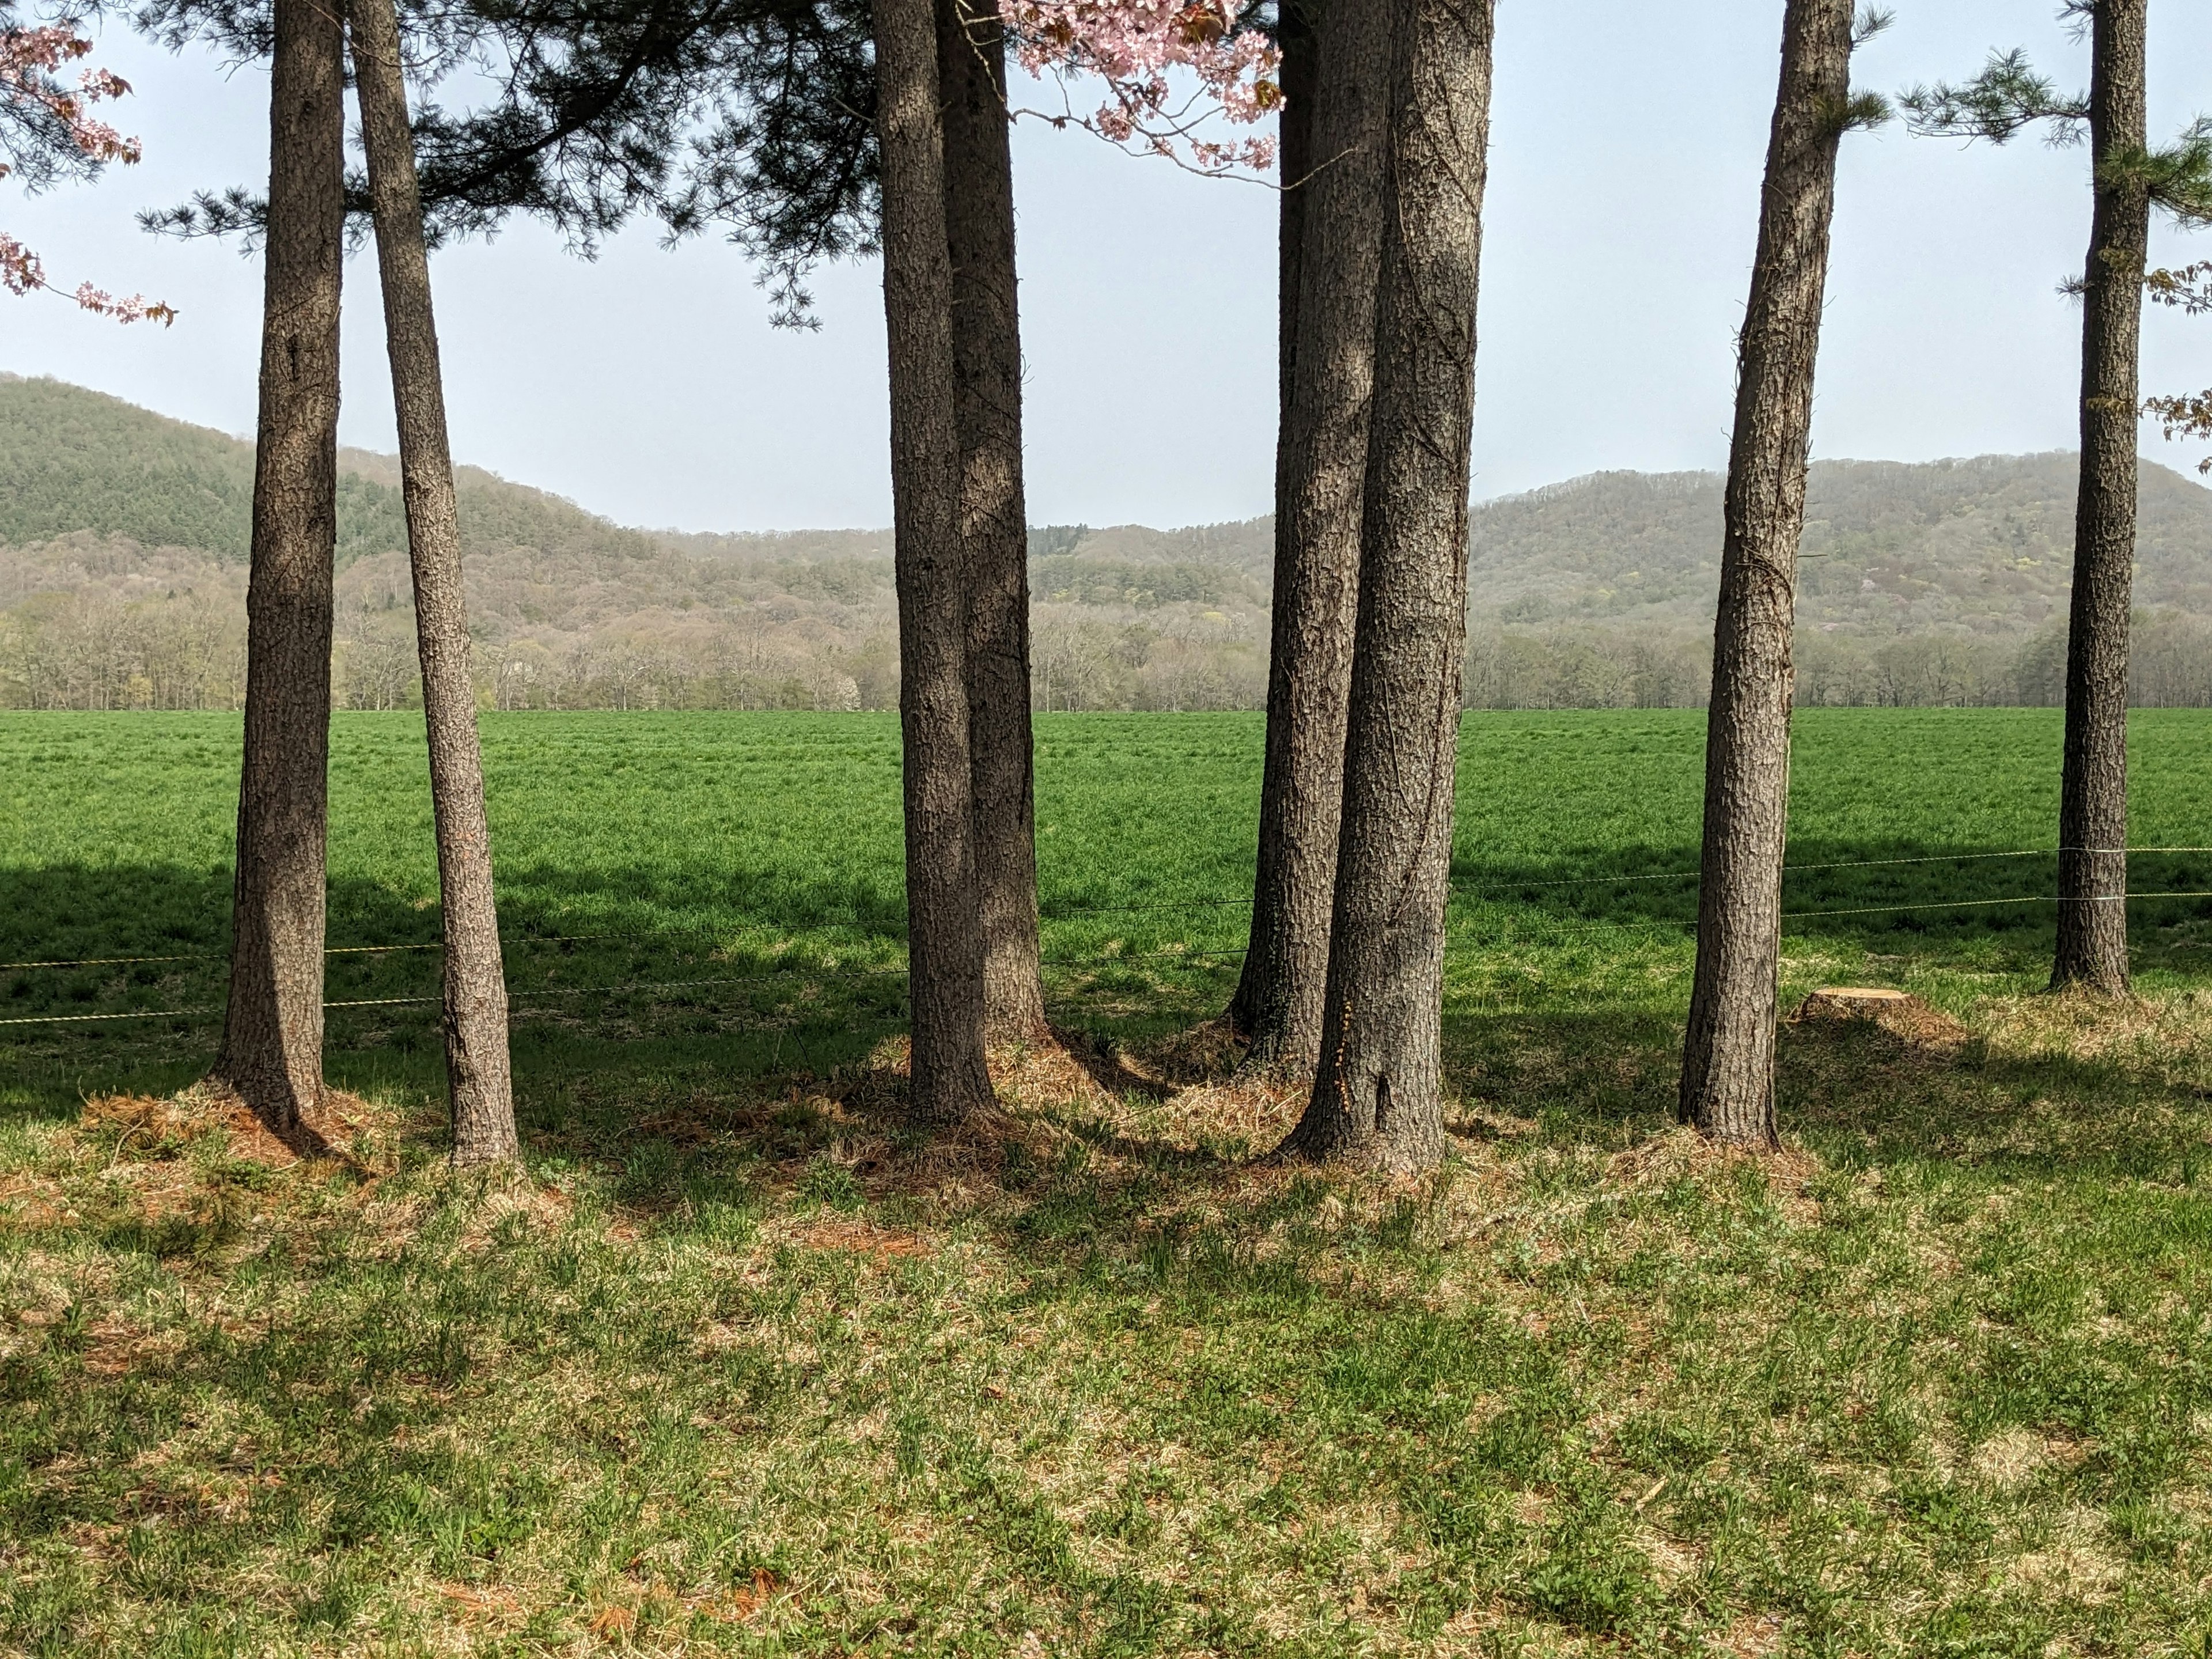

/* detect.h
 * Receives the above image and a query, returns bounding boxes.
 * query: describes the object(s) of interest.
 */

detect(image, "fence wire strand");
[16,844,2212,973]
[9,847,2212,1027]
[0,946,1252,1027]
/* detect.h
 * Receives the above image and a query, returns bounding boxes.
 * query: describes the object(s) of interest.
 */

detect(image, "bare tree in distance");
[1904,1,2212,996]
[350,0,518,1165]
[940,0,1046,1043]
[212,0,346,1138]
[874,0,994,1119]
[1228,0,1396,1075]
[1679,1,1890,1149]
[1281,0,1495,1173]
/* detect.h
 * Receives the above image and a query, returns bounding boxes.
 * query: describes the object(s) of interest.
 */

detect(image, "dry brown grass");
[1791,986,1971,1050]
[9,987,2212,1657]
[80,1084,385,1172]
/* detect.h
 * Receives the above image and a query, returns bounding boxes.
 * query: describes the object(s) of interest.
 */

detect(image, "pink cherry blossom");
[1,23,173,323]
[1007,1,1281,175]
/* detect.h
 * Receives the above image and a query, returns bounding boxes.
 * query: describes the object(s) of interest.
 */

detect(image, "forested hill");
[0,374,663,568]
[1465,456,2212,635]
[6,373,2212,711]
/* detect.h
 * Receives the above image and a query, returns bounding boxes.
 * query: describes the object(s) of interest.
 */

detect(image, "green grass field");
[5,709,2212,1656]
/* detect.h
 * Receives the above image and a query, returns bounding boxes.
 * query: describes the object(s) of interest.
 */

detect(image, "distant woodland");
[7,374,2212,713]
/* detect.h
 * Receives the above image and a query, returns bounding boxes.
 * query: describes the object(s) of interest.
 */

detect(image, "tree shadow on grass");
[1046,1024,1179,1105]
[563,988,2212,1240]
[10,853,2207,1198]
[1779,1010,2212,1181]
[1437,997,2212,1185]
[0,859,919,1125]
[17,978,2207,1659]
[1450,838,2212,976]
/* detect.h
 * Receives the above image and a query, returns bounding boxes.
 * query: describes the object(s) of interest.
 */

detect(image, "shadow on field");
[10,854,2207,1192]
[1440,999,2211,1185]
[1051,1025,1179,1105]
[1452,838,2212,971]
[0,858,913,970]
[488,856,909,948]
[1779,1012,2212,1180]
[0,861,911,1124]
[498,986,2212,1252]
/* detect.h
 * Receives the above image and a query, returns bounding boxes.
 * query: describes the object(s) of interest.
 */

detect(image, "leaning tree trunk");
[2052,0,2147,995]
[1226,0,1395,1074]
[1281,0,1494,1172]
[351,0,519,1165]
[874,0,995,1119]
[213,0,346,1137]
[938,0,1046,1043]
[1679,0,1858,1148]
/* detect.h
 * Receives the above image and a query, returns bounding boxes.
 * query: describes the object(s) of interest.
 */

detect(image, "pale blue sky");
[7,1,2212,531]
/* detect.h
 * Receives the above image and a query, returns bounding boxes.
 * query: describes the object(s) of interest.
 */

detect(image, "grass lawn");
[3,709,2212,1655]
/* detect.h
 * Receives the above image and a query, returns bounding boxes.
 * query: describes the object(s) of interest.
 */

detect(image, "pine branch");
[1899,48,2086,145]
[138,185,264,247]
[2115,117,2212,228]
[1827,90,1891,135]
[128,0,883,324]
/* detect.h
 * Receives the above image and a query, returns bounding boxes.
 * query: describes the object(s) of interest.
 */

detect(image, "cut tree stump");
[1791,986,1968,1048]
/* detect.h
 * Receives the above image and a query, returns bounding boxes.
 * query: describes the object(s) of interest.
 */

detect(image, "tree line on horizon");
[18,387,2212,717]
[8,0,2211,1166]
[16,532,2212,715]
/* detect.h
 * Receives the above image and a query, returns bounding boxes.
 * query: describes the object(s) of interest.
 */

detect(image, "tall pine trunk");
[2052,0,2147,995]
[351,0,520,1165]
[938,0,1046,1043]
[1272,2,1316,430]
[874,0,995,1118]
[214,0,346,1135]
[1679,0,1858,1147]
[1228,0,1395,1073]
[1281,0,1494,1172]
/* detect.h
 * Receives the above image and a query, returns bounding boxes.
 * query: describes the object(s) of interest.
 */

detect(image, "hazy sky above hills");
[8,2,2212,532]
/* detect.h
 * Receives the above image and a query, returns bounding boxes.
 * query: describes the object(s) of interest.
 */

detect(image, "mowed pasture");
[5,708,2212,1655]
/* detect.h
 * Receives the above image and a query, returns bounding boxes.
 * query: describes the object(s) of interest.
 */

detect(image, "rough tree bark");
[938,0,1046,1042]
[1679,0,1859,1147]
[1224,0,1312,1055]
[351,0,520,1165]
[1272,1,1317,429]
[874,0,995,1118]
[1226,0,1395,1074]
[2052,0,2146,995]
[213,0,346,1137]
[1281,0,1494,1172]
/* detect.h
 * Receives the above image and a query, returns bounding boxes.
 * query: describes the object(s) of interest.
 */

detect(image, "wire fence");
[5,843,2210,1035]
[0,948,1257,1028]
[10,842,2212,976]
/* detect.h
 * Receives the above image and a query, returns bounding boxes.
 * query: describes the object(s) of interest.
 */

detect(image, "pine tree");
[351,0,520,1164]
[1904,1,2212,995]
[874,0,994,1118]
[1281,0,1495,1172]
[939,0,1046,1043]
[213,0,346,1137]
[1679,1,1889,1147]
[1229,0,1396,1075]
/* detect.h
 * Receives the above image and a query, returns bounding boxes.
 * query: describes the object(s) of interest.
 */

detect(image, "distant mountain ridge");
[1465,456,2212,635]
[5,373,2212,711]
